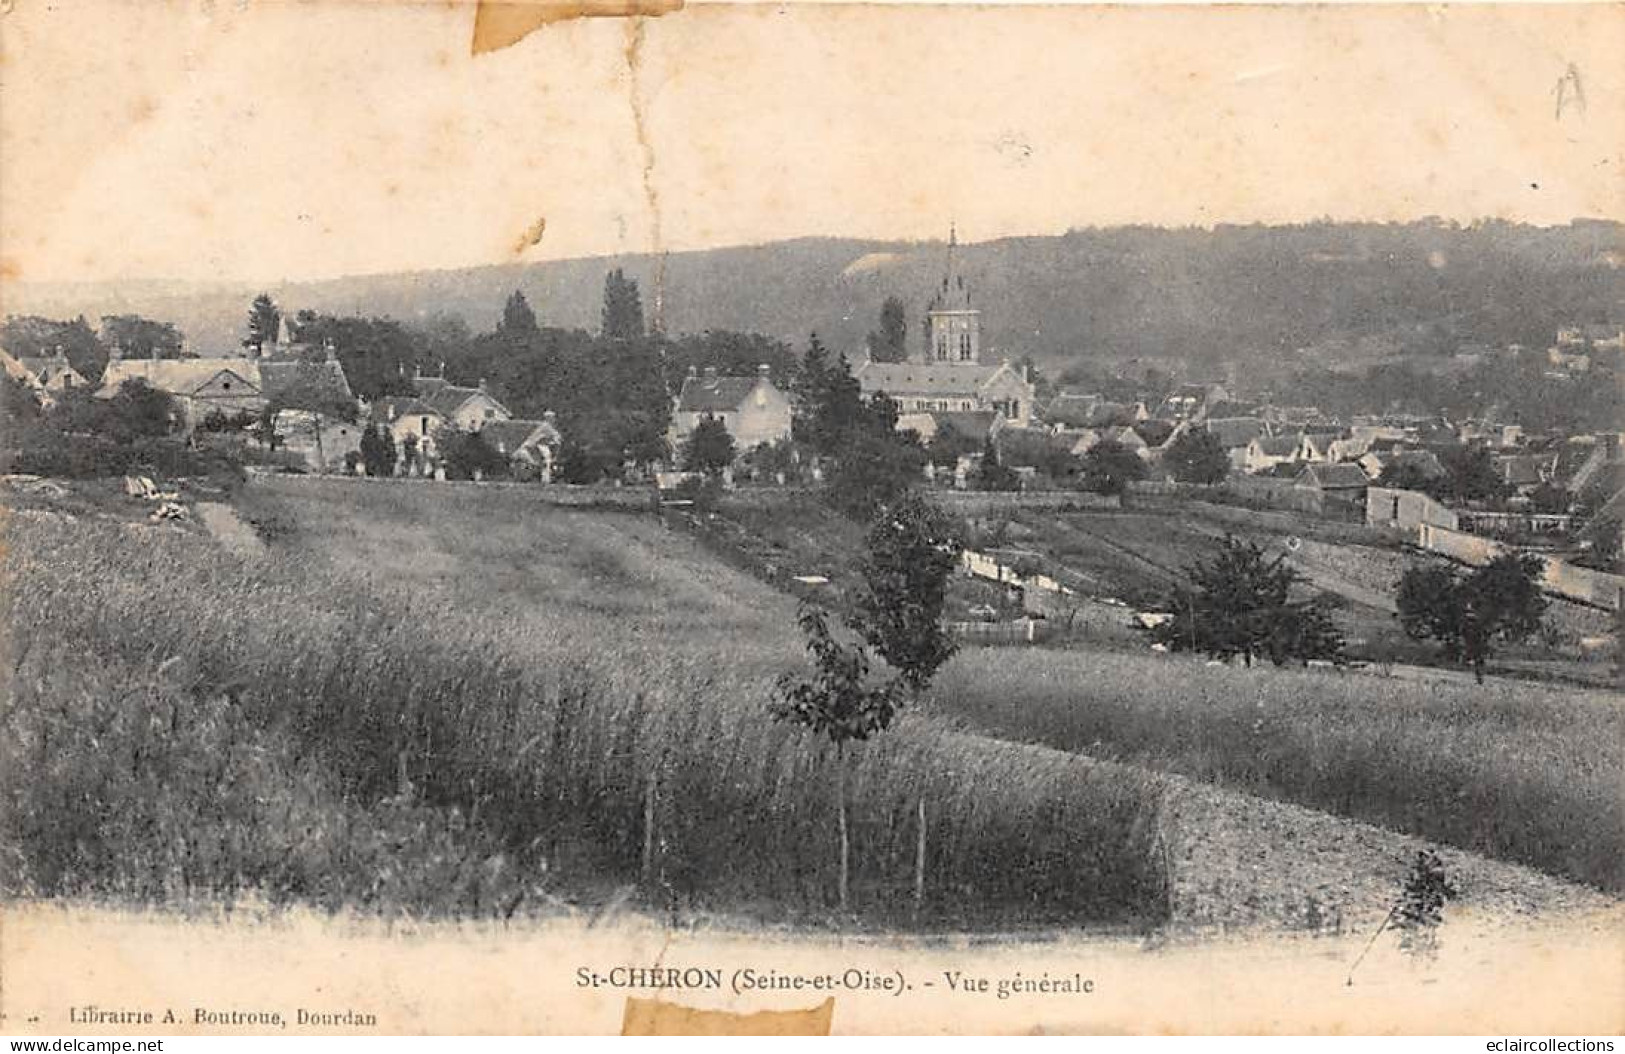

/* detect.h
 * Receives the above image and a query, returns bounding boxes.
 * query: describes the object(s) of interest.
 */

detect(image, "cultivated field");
[932,648,1625,893]
[5,477,1618,938]
[1,480,1169,930]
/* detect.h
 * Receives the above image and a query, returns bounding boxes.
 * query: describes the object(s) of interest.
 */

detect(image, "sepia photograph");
[0,0,1621,1038]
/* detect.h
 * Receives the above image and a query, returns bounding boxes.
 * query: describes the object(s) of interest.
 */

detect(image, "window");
[959,334,972,360]
[936,335,948,361]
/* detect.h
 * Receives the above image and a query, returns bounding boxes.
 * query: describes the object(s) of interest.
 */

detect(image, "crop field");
[931,647,1625,893]
[7,476,1618,938]
[1,479,1169,930]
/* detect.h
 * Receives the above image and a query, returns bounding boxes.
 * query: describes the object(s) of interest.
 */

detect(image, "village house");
[10,348,88,394]
[1203,417,1271,472]
[1041,394,1149,431]
[896,408,1002,445]
[1358,446,1447,483]
[1244,434,1301,474]
[1556,324,1625,352]
[1153,382,1229,423]
[377,396,447,469]
[97,336,355,431]
[1066,423,1151,460]
[669,364,793,453]
[856,227,1036,429]
[1366,485,1460,532]
[1494,453,1551,497]
[273,410,365,472]
[410,372,512,432]
[480,412,564,480]
[1295,461,1371,501]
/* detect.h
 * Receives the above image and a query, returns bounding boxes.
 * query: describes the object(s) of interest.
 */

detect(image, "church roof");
[856,362,1009,396]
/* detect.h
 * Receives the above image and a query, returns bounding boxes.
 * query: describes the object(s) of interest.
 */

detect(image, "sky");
[1,2,1621,286]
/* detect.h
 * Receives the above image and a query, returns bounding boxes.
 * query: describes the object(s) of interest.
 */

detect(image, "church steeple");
[924,223,980,364]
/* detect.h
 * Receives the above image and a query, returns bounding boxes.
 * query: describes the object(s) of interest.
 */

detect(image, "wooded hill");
[8,220,1621,373]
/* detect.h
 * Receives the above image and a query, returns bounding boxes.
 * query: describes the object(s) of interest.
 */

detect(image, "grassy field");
[931,647,1625,893]
[1,480,1170,930]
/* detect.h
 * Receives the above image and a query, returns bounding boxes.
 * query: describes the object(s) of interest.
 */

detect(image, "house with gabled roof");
[14,349,87,393]
[1244,434,1300,474]
[1359,447,1446,483]
[409,372,511,432]
[896,408,1001,445]
[481,413,564,479]
[1295,462,1370,498]
[1204,417,1270,471]
[670,364,793,452]
[1154,382,1229,423]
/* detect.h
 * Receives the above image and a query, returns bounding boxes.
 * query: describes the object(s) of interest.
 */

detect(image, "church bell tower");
[923,224,981,366]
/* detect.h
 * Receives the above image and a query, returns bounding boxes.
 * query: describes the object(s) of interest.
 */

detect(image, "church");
[855,228,1035,430]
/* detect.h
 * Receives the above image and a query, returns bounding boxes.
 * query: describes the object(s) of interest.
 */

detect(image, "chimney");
[757,363,771,380]
[686,365,698,379]
[108,342,123,363]
[322,338,336,362]
[703,366,718,381]
[478,377,488,392]
[411,364,420,381]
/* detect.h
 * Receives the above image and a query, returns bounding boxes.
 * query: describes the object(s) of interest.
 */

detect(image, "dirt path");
[197,501,266,557]
[1157,769,1618,936]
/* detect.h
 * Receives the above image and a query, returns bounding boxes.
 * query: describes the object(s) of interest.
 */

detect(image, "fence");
[946,618,1054,645]
[932,490,1121,516]
[1416,523,1625,611]
[1134,496,1402,548]
[250,468,660,509]
[1126,478,1363,520]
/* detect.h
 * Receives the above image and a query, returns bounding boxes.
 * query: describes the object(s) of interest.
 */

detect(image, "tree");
[247,294,281,348]
[792,335,869,457]
[865,297,909,363]
[847,491,963,693]
[1396,555,1548,683]
[1081,439,1148,496]
[772,603,902,912]
[400,433,421,476]
[554,436,607,484]
[600,268,645,340]
[359,424,396,477]
[970,436,1020,492]
[0,315,107,382]
[822,424,927,522]
[500,291,539,337]
[285,313,420,400]
[926,421,980,469]
[1434,444,1511,504]
[103,378,179,441]
[1165,428,1230,484]
[2,374,42,426]
[681,416,736,477]
[438,427,508,481]
[1152,536,1345,666]
[99,315,185,359]
[1376,459,1440,494]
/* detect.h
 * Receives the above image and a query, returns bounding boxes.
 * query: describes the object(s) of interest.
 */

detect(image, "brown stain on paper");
[622,996,835,1036]
[471,0,682,55]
